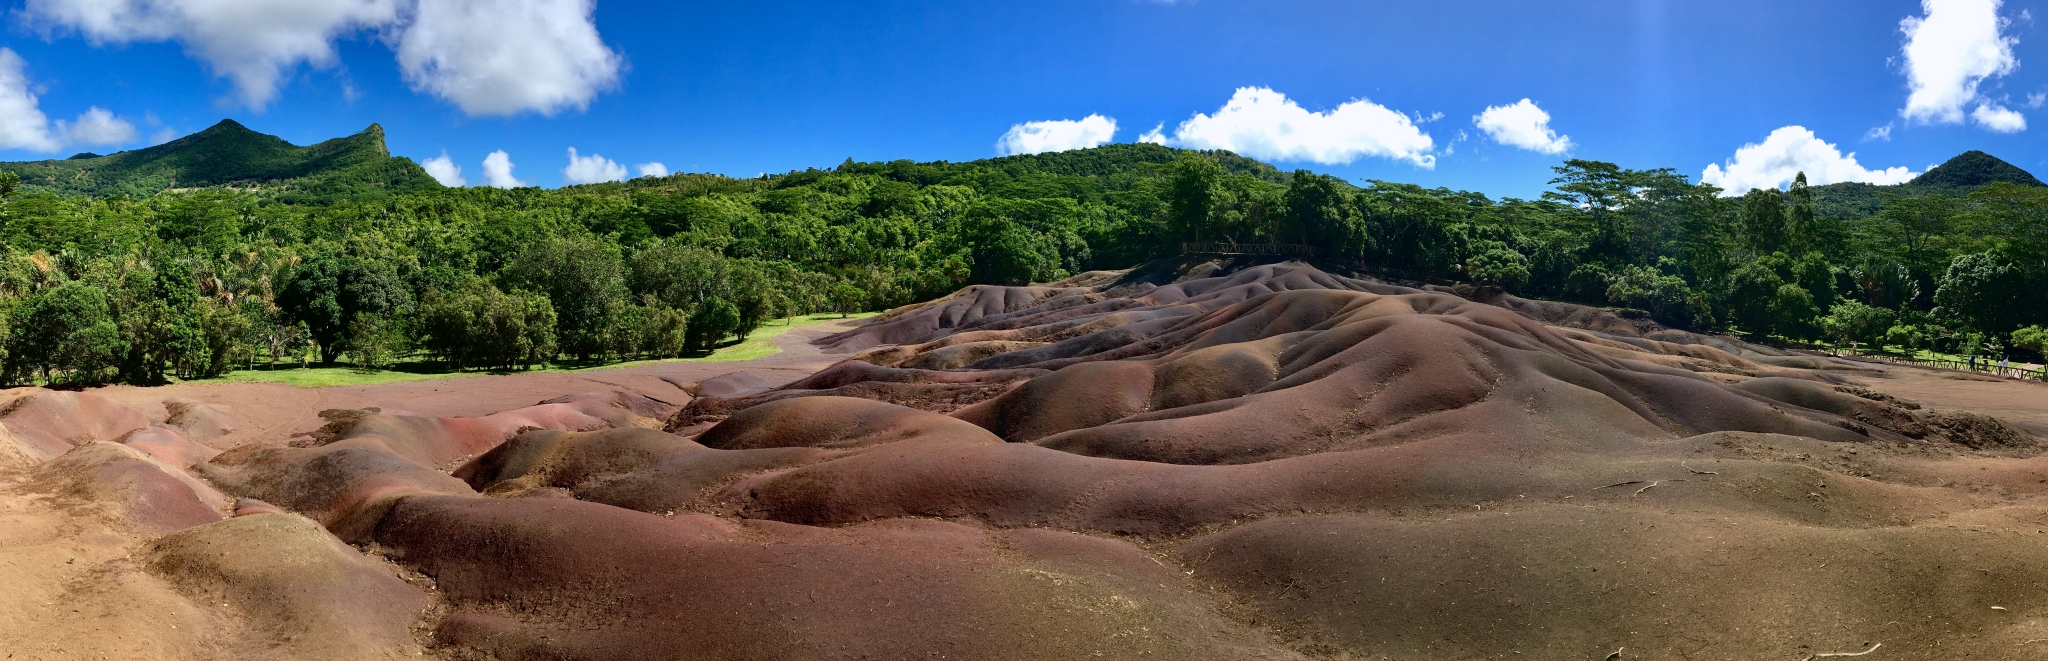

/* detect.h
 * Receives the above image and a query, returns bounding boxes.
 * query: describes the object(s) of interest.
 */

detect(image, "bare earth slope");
[6,259,2048,660]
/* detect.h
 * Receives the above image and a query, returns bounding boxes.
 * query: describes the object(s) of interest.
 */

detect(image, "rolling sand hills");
[4,257,2048,660]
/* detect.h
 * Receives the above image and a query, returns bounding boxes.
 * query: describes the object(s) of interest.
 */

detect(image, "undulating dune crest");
[5,258,2048,659]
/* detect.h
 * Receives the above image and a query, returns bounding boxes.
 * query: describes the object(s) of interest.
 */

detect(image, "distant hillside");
[568,142,1294,199]
[0,120,440,202]
[1810,150,2042,219]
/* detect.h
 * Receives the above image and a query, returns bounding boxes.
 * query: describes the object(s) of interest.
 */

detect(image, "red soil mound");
[19,259,2048,660]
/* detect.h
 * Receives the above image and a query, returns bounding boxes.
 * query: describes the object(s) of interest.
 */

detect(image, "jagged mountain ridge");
[0,119,440,201]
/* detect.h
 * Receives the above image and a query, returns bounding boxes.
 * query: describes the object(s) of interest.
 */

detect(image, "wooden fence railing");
[1180,243,1318,258]
[1839,352,2047,380]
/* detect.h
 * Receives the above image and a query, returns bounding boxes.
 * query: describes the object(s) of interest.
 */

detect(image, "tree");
[1933,252,2023,336]
[1784,172,1818,256]
[1869,194,1961,286]
[5,282,125,383]
[687,297,742,352]
[279,255,409,364]
[1283,171,1352,246]
[1820,301,1896,351]
[1737,188,1787,255]
[182,297,251,379]
[1165,156,1225,243]
[416,280,556,371]
[503,235,629,359]
[111,260,203,384]
[829,282,867,318]
[1606,265,1711,329]
[1463,242,1530,289]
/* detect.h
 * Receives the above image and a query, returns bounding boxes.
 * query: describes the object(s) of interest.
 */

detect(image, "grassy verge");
[217,312,874,389]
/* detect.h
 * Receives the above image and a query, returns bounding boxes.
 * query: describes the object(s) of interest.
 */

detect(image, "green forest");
[0,119,2043,386]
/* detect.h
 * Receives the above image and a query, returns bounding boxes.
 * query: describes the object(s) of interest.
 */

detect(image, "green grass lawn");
[217,312,875,389]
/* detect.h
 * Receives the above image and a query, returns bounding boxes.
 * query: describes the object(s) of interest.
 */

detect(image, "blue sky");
[0,0,2038,198]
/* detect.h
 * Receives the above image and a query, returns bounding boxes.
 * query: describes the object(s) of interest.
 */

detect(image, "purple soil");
[10,260,2048,660]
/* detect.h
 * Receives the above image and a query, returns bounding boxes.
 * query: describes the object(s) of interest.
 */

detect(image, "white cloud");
[482,150,522,188]
[635,162,668,178]
[1700,126,1918,196]
[561,147,625,184]
[996,114,1118,156]
[421,150,466,186]
[23,0,620,116]
[1137,123,1167,145]
[1899,0,2019,126]
[1154,87,1435,167]
[0,49,61,152]
[2029,92,2047,109]
[22,0,402,110]
[1971,101,2028,132]
[56,107,138,148]
[1865,124,1894,141]
[149,127,179,145]
[396,0,623,116]
[1472,98,1572,155]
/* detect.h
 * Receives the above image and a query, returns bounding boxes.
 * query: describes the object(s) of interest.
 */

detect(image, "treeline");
[0,142,2043,385]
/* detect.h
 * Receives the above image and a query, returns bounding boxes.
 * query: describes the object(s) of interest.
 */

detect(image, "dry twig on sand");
[1634,482,1660,496]
[1681,463,1718,475]
[1594,481,1645,491]
[1603,647,1623,660]
[1803,642,1880,660]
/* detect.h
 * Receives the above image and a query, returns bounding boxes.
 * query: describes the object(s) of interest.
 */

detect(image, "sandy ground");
[10,266,2048,661]
[83,318,862,448]
[0,320,863,661]
[1845,363,2048,436]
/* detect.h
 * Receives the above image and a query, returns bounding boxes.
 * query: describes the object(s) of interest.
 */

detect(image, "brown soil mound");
[12,260,2048,660]
[144,513,432,658]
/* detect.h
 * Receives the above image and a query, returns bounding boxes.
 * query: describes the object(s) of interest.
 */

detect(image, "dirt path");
[1847,363,2048,436]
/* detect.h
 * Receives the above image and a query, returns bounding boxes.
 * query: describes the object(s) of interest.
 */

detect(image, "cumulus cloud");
[0,49,61,152]
[561,147,625,184]
[396,0,623,116]
[482,150,522,188]
[23,0,622,116]
[635,162,668,178]
[22,0,401,110]
[1700,126,1918,196]
[1972,102,2028,132]
[1153,87,1435,167]
[1865,124,1895,141]
[996,114,1118,156]
[149,127,180,145]
[56,107,138,147]
[1899,0,2020,129]
[1472,98,1572,155]
[421,150,466,186]
[1137,123,1167,145]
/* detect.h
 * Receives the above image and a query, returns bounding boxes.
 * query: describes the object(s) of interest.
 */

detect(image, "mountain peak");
[0,119,436,201]
[1915,150,2043,189]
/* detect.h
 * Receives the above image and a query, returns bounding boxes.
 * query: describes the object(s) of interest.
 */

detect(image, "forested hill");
[0,117,2045,387]
[0,120,439,202]
[1810,150,2043,220]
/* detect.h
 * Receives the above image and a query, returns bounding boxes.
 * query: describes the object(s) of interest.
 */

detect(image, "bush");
[417,280,557,371]
[1820,301,1896,350]
[5,282,125,383]
[1605,265,1711,329]
[687,297,741,352]
[1464,242,1530,289]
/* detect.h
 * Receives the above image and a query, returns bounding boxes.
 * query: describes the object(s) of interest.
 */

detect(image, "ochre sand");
[4,259,2048,660]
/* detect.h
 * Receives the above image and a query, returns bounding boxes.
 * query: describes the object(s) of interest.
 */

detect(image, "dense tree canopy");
[0,127,2042,384]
